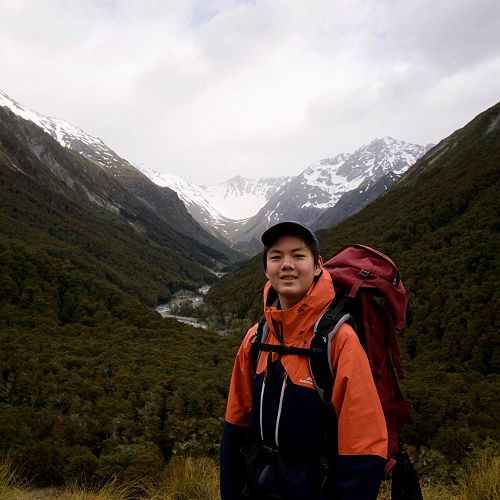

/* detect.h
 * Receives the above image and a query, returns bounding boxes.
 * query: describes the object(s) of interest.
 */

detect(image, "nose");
[281,256,295,269]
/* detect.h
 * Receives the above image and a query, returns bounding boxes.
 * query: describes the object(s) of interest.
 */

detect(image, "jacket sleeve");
[220,326,257,500]
[331,324,388,499]
[220,421,247,500]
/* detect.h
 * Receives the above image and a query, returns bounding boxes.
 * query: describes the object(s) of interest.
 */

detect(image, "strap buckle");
[359,269,370,278]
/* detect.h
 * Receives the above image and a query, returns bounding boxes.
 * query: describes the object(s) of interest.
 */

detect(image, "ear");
[314,256,323,277]
[265,268,270,280]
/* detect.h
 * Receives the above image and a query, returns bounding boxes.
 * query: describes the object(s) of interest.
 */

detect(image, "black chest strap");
[251,297,353,406]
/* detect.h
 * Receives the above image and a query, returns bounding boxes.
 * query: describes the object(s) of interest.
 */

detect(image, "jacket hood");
[263,270,335,344]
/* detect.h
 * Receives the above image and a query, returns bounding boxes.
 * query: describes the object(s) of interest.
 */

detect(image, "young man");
[220,221,388,499]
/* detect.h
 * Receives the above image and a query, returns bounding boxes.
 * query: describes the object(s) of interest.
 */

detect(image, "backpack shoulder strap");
[251,316,268,375]
[309,297,352,405]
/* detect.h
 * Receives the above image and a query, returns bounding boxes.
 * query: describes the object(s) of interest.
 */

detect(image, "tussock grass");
[0,456,134,499]
[55,477,136,500]
[378,481,462,499]
[0,454,25,500]
[378,448,500,500]
[1,451,498,499]
[143,456,219,500]
[458,449,500,500]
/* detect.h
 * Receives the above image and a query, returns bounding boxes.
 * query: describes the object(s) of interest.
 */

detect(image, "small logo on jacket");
[299,377,315,386]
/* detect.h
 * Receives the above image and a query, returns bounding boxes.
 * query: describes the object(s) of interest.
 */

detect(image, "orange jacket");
[225,270,387,458]
[222,270,388,499]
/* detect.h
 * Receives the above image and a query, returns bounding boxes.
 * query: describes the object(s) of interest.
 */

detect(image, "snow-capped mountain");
[225,138,430,253]
[202,175,292,220]
[136,168,290,222]
[291,136,426,212]
[133,166,238,241]
[133,167,292,240]
[313,170,402,230]
[136,138,428,253]
[0,89,241,263]
[0,90,130,171]
[1,89,430,256]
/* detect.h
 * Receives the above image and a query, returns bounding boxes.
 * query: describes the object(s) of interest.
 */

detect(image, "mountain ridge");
[225,137,429,252]
[0,90,242,266]
[0,90,428,256]
[0,106,239,307]
[137,137,429,254]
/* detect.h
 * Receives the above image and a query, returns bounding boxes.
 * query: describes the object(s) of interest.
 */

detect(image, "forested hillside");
[0,105,240,280]
[0,247,240,483]
[204,102,500,475]
[0,165,241,484]
[0,104,243,485]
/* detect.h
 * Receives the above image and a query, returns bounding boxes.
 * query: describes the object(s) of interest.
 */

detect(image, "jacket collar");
[263,270,335,343]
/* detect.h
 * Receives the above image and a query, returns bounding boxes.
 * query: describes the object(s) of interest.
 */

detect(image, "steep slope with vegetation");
[0,104,245,485]
[204,102,500,475]
[0,105,241,272]
[1,92,498,488]
[0,241,240,484]
[0,167,242,484]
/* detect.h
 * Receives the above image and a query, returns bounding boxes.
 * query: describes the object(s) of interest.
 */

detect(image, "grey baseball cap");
[261,221,320,254]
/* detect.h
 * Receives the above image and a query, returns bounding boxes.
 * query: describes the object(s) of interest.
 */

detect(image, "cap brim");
[261,221,319,252]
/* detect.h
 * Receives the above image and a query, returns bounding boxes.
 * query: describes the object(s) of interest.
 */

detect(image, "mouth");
[280,275,297,281]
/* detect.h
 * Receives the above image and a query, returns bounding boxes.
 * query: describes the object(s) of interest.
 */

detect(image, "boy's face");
[265,235,323,310]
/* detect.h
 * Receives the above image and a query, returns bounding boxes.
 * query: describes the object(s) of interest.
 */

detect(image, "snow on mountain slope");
[0,90,286,224]
[299,137,427,210]
[133,167,292,240]
[0,89,238,240]
[0,89,243,263]
[227,137,429,252]
[202,175,292,219]
[141,138,426,247]
[0,90,130,171]
[0,89,429,254]
[136,166,221,219]
[134,165,239,240]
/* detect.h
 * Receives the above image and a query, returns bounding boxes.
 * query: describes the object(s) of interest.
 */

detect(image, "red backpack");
[322,244,410,463]
[252,244,422,497]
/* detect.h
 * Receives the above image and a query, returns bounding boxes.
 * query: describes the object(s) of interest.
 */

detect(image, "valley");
[137,138,431,254]
[0,88,498,494]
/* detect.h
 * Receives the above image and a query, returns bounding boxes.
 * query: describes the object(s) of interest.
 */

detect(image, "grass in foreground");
[0,451,498,499]
[143,456,219,500]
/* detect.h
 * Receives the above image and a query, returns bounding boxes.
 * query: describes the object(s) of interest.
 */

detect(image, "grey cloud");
[380,0,500,74]
[1,0,499,184]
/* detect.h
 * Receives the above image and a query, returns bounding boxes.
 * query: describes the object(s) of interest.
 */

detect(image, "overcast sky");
[1,0,499,185]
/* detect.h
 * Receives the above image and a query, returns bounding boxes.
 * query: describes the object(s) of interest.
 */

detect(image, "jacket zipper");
[275,372,287,447]
[259,375,266,442]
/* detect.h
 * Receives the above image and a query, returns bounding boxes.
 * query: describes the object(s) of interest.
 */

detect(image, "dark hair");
[262,228,321,270]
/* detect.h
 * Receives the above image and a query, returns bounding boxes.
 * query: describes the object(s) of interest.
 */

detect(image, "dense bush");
[0,240,240,485]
